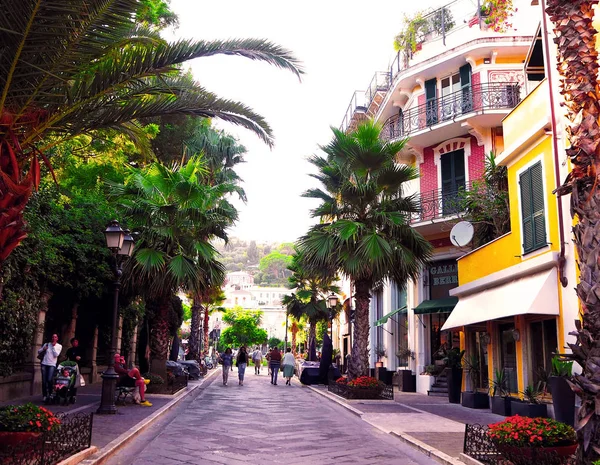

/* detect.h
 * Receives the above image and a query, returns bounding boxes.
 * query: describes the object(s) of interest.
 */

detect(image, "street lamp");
[327,293,338,338]
[97,220,134,415]
[283,306,288,352]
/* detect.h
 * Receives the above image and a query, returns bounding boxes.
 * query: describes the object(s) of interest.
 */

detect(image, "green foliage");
[136,0,178,29]
[463,354,481,391]
[0,403,61,433]
[394,12,427,54]
[257,250,293,286]
[522,382,544,404]
[459,152,509,247]
[220,308,267,348]
[551,355,573,377]
[268,337,282,349]
[142,373,165,385]
[444,348,465,370]
[490,369,510,397]
[182,301,192,321]
[316,320,328,345]
[0,289,41,376]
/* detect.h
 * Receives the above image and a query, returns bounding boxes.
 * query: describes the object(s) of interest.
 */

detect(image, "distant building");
[224,271,254,289]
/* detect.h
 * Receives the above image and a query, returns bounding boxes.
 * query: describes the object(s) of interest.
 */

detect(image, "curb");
[306,383,466,465]
[79,368,220,465]
[57,447,98,465]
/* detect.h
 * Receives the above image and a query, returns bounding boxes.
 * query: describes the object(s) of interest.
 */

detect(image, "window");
[519,161,546,253]
[530,319,558,385]
[440,150,466,215]
[440,72,461,120]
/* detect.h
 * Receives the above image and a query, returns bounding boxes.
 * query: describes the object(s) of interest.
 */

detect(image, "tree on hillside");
[298,121,432,378]
[220,307,267,348]
[0,0,303,271]
[257,250,293,285]
[546,1,600,461]
[247,241,259,263]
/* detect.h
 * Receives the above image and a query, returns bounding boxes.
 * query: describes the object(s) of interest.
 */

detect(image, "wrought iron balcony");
[411,181,473,224]
[382,83,521,142]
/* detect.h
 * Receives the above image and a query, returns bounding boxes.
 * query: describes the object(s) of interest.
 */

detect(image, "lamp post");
[327,293,339,338]
[97,220,134,415]
[284,306,288,352]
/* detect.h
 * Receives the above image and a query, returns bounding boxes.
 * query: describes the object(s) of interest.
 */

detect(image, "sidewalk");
[306,384,504,465]
[1,368,220,463]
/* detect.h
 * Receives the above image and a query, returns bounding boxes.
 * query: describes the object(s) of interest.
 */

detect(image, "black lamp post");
[97,220,134,415]
[284,306,289,352]
[327,293,339,341]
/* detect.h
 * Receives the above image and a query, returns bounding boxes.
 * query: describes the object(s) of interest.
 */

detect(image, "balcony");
[381,83,520,143]
[411,181,472,226]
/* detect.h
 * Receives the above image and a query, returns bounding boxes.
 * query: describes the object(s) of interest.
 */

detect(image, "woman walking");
[269,347,282,385]
[236,346,249,386]
[282,348,295,386]
[219,348,234,386]
[38,333,62,402]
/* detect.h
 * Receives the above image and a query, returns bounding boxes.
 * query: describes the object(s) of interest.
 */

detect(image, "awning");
[441,268,559,331]
[414,297,458,315]
[374,306,407,326]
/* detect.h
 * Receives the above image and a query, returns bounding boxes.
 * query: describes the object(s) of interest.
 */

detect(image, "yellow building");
[442,24,578,404]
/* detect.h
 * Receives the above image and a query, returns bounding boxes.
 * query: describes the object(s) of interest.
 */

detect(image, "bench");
[115,386,136,405]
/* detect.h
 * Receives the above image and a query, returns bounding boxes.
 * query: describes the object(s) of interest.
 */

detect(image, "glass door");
[499,323,519,393]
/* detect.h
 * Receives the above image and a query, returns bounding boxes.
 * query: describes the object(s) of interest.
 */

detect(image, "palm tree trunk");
[148,297,170,381]
[188,296,201,360]
[203,306,210,356]
[308,319,317,361]
[291,322,298,356]
[546,1,600,462]
[348,280,371,379]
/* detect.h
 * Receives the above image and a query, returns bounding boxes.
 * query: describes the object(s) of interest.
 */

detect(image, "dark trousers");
[270,362,280,384]
[41,364,56,397]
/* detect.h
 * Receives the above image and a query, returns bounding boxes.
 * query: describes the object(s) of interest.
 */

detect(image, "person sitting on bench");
[114,354,152,407]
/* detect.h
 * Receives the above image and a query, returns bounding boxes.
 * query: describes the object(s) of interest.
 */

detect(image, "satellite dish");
[450,221,474,247]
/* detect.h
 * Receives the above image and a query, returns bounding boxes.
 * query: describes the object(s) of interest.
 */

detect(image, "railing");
[0,412,93,465]
[411,181,472,224]
[340,90,367,131]
[382,83,521,141]
[464,424,577,465]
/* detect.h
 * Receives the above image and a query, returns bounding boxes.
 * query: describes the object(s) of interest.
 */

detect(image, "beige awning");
[441,268,559,331]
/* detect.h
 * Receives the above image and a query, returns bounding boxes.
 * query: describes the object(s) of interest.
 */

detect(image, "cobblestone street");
[105,369,438,465]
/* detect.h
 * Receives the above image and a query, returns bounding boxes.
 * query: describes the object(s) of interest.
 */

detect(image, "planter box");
[549,376,575,427]
[328,382,394,400]
[399,370,416,392]
[462,391,490,409]
[510,400,548,419]
[491,396,512,416]
[417,374,435,394]
[447,368,463,404]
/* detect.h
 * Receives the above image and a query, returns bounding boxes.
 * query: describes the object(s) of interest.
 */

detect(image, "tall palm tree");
[298,120,432,379]
[110,157,229,378]
[0,0,302,269]
[546,1,600,462]
[282,253,340,361]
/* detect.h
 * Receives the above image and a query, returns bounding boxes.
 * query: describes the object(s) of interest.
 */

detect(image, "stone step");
[429,386,448,393]
[427,390,448,397]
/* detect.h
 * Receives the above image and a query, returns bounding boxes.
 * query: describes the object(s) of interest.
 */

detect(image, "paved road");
[106,368,438,465]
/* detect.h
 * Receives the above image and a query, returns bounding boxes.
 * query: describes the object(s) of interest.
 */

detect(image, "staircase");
[427,369,449,397]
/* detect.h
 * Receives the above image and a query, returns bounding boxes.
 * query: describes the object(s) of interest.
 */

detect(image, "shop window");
[467,330,489,390]
[519,161,546,253]
[530,319,558,385]
[499,323,519,393]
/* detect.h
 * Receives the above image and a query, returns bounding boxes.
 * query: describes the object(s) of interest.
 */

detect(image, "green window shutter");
[520,162,546,253]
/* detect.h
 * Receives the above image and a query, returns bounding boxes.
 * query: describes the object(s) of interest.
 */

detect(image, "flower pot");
[497,443,577,463]
[491,396,512,416]
[447,367,463,404]
[549,376,575,427]
[0,431,42,449]
[510,399,548,419]
[375,361,384,368]
[461,391,489,409]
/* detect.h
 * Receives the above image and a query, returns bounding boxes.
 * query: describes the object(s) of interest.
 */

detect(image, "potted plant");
[375,343,386,368]
[396,347,416,392]
[444,347,464,404]
[511,382,548,418]
[461,355,489,409]
[490,369,512,416]
[549,356,575,426]
[0,403,61,447]
[488,416,577,462]
[479,0,515,33]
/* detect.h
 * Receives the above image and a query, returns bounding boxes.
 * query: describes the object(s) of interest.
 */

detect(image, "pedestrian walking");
[252,346,263,375]
[266,348,272,376]
[65,338,83,364]
[282,347,295,386]
[38,333,62,402]
[269,347,282,385]
[236,346,248,386]
[218,348,234,386]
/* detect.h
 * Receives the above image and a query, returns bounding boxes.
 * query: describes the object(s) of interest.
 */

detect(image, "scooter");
[204,355,214,370]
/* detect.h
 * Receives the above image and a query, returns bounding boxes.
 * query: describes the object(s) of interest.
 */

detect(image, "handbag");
[37,348,47,361]
[79,374,86,387]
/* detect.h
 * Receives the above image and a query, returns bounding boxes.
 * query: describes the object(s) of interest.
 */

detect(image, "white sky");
[169,0,431,243]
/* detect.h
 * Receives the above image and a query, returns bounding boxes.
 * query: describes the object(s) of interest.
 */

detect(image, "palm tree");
[282,253,340,361]
[110,157,229,378]
[546,1,600,462]
[298,120,432,379]
[0,0,302,269]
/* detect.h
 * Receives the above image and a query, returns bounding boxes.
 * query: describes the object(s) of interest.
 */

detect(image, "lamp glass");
[118,231,135,256]
[104,221,125,250]
[327,293,338,309]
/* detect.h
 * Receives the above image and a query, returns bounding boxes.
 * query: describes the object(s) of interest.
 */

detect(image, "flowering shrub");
[142,372,164,385]
[0,403,61,433]
[481,0,515,33]
[488,415,576,447]
[336,377,348,384]
[347,376,384,389]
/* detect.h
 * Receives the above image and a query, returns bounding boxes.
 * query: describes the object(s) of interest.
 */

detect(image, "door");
[425,78,438,126]
[440,149,466,214]
[499,323,518,393]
